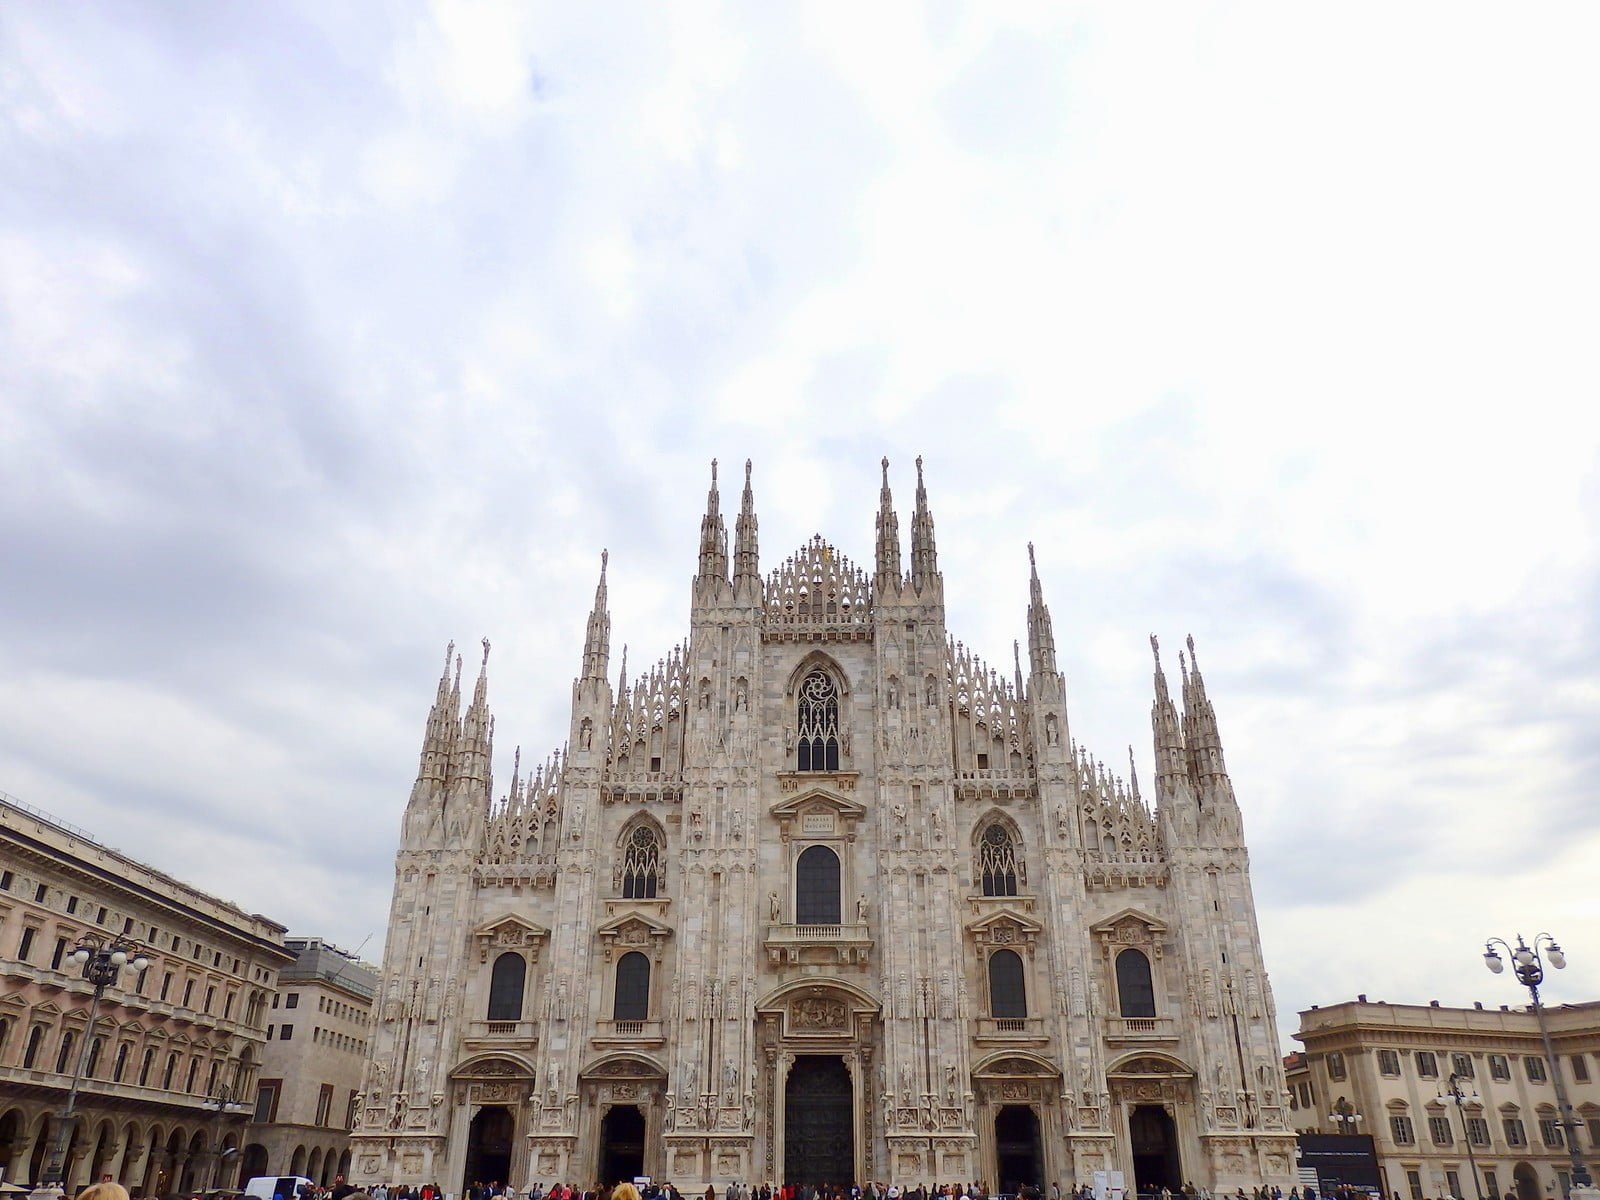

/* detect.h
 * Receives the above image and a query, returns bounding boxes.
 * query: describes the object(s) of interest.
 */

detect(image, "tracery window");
[979,824,1021,896]
[988,949,1027,1019]
[621,825,661,899]
[487,952,526,1021]
[614,951,650,1021]
[1116,948,1157,1017]
[797,670,840,772]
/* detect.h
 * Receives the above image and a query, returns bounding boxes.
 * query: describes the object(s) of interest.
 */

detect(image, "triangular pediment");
[595,910,674,940]
[769,786,867,821]
[472,913,551,962]
[32,1001,63,1018]
[0,992,28,1011]
[474,913,551,941]
[968,906,1044,937]
[1090,907,1168,939]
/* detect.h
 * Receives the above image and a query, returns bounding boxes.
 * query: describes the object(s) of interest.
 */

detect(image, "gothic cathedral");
[350,459,1295,1194]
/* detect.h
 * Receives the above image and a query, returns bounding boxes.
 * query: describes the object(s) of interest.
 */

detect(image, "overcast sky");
[4,4,1599,1050]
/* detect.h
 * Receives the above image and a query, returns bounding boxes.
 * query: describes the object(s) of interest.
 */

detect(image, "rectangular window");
[96,906,106,924]
[1571,1055,1590,1083]
[1525,1056,1547,1082]
[1326,1051,1347,1081]
[1489,1054,1511,1081]
[1415,1051,1439,1078]
[1391,1115,1416,1145]
[1406,1170,1423,1200]
[271,994,279,1009]
[0,870,10,889]
[253,1081,280,1123]
[1429,1115,1454,1146]
[1503,1117,1527,1147]
[266,1025,274,1040]
[1589,1117,1600,1147]
[160,973,172,1001]
[1451,1053,1474,1079]
[17,927,35,962]
[285,993,299,1009]
[51,937,67,971]
[35,883,46,902]
[280,1024,293,1041]
[1484,1172,1498,1198]
[315,1083,334,1127]
[204,986,215,1013]
[1539,1117,1564,1148]
[1378,1049,1401,1076]
[224,992,235,1019]
[66,896,78,914]
[1446,1172,1461,1199]
[182,979,194,1006]
[1467,1116,1490,1146]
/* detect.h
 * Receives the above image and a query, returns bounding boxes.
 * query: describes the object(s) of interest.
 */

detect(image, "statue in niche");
[735,680,748,711]
[944,1063,958,1102]
[579,718,593,750]
[769,892,781,921]
[887,678,900,708]
[857,894,869,922]
[899,1064,913,1105]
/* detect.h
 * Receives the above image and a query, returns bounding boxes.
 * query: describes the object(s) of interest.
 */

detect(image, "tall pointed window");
[979,824,1022,896]
[797,670,840,771]
[614,952,650,1021]
[621,825,661,899]
[988,949,1027,1018]
[1116,948,1157,1018]
[795,845,842,924]
[487,952,526,1021]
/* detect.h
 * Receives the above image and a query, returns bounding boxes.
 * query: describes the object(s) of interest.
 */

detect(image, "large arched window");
[614,951,651,1021]
[797,670,841,771]
[988,949,1027,1019]
[22,1025,44,1069]
[621,824,661,899]
[487,952,526,1021]
[795,844,842,924]
[1116,948,1157,1018]
[979,824,1022,896]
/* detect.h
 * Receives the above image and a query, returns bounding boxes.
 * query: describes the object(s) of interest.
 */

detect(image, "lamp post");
[1329,1096,1363,1136]
[1438,1073,1486,1200]
[1484,934,1593,1197]
[35,935,149,1196]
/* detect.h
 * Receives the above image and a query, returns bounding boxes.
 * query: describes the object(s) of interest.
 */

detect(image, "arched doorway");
[1130,1105,1181,1195]
[0,1110,22,1184]
[598,1106,645,1185]
[464,1106,514,1191]
[994,1106,1043,1192]
[784,1056,853,1186]
[240,1144,268,1183]
[1513,1162,1539,1200]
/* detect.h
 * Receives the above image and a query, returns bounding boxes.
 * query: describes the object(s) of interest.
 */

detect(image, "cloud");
[3,3,1600,1046]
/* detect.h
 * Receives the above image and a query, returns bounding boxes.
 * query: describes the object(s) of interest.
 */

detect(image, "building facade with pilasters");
[349,459,1296,1194]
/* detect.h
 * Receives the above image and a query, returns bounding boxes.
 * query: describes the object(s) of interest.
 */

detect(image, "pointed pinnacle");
[1187,633,1198,672]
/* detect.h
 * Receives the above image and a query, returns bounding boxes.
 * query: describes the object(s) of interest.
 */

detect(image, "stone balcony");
[763,922,873,967]
[952,769,1033,803]
[0,1062,255,1115]
[973,1016,1050,1045]
[591,1019,666,1048]
[461,1019,541,1050]
[1103,1015,1179,1043]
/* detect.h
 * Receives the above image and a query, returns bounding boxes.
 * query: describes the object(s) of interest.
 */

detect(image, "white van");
[245,1176,316,1200]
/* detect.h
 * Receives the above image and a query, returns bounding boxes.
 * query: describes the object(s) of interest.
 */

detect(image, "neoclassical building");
[350,459,1295,1194]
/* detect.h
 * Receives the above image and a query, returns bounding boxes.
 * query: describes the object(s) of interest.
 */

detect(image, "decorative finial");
[481,637,491,665]
[744,458,752,482]
[444,640,455,672]
[711,458,718,485]
[1013,639,1022,670]
[916,454,925,484]
[1028,541,1036,568]
[601,548,609,574]
[1150,634,1161,668]
[881,456,890,484]
[1186,633,1198,671]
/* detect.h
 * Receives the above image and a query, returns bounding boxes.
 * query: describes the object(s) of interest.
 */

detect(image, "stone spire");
[416,640,460,787]
[1025,542,1058,679]
[874,456,902,588]
[455,638,494,791]
[1149,634,1187,789]
[733,459,760,592]
[580,550,611,684]
[697,459,729,582]
[1181,633,1229,781]
[909,455,940,590]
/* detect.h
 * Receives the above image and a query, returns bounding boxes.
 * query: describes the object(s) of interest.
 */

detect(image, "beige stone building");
[350,459,1295,1194]
[0,790,293,1193]
[241,936,378,1186]
[1288,997,1600,1200]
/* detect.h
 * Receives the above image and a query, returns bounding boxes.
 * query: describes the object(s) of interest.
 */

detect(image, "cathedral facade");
[348,459,1296,1194]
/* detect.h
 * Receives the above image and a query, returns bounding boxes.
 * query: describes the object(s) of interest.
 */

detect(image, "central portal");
[598,1105,645,1186]
[1129,1105,1181,1195]
[784,1055,854,1187]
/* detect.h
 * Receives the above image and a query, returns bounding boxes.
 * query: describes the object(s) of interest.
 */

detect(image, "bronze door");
[784,1056,854,1186]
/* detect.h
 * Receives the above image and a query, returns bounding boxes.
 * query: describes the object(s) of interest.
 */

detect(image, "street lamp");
[1437,1073,1486,1200]
[36,934,149,1194]
[1329,1096,1363,1135]
[1484,934,1593,1196]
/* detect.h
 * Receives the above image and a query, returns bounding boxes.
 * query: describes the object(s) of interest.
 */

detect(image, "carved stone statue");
[769,892,780,921]
[857,894,869,922]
